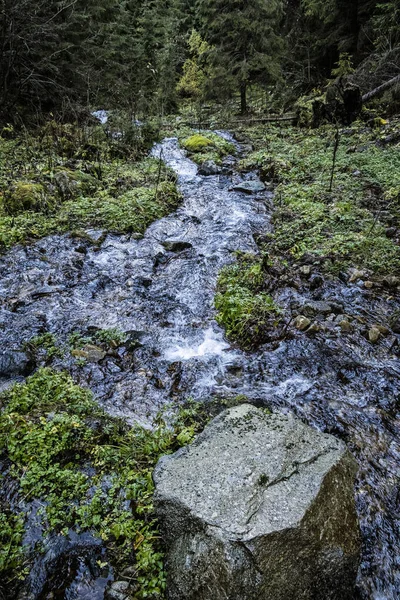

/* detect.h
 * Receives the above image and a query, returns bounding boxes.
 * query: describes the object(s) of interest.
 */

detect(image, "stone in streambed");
[368,327,381,344]
[389,310,400,334]
[154,404,360,600]
[106,581,130,600]
[340,320,353,334]
[294,315,311,331]
[162,240,193,252]
[71,344,106,362]
[301,300,332,317]
[198,160,221,176]
[230,181,266,194]
[0,349,31,376]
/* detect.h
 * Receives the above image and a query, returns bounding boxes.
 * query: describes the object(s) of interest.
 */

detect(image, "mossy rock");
[53,168,99,199]
[2,182,50,216]
[182,135,214,153]
[294,93,326,128]
[260,157,291,183]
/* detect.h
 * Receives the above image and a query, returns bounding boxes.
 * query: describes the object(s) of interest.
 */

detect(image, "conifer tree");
[197,0,284,113]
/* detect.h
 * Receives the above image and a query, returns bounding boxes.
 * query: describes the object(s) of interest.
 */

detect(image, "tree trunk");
[362,74,400,103]
[240,83,247,114]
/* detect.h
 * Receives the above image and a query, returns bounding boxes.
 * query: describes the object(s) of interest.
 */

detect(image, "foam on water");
[164,327,231,361]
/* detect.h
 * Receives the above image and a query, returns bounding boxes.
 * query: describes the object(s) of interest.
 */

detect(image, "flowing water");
[0,134,399,599]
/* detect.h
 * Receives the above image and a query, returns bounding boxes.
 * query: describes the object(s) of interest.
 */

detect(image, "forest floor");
[215,119,400,348]
[0,121,180,250]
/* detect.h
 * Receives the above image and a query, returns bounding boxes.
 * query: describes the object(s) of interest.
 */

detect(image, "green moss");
[182,134,214,152]
[238,121,400,274]
[94,328,126,347]
[2,182,49,216]
[215,255,281,348]
[0,369,210,597]
[52,168,99,199]
[0,122,179,250]
[23,333,64,363]
[181,131,236,165]
[215,120,400,350]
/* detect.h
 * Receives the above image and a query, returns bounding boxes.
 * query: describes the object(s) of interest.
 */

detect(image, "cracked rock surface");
[154,404,360,600]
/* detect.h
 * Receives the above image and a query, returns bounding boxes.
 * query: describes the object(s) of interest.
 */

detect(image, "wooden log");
[185,115,296,128]
[362,74,400,103]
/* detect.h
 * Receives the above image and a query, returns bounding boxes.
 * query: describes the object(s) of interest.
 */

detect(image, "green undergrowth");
[215,253,281,348]
[0,368,212,598]
[22,328,128,368]
[0,121,180,250]
[237,120,400,274]
[216,119,400,349]
[181,131,235,165]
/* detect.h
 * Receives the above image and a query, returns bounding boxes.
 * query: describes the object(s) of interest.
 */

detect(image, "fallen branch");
[362,74,400,103]
[185,115,296,129]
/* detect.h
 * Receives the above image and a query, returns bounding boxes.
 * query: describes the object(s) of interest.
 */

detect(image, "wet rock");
[71,345,106,362]
[153,251,168,267]
[299,265,312,278]
[106,581,130,600]
[340,320,353,334]
[301,300,332,317]
[382,276,400,289]
[162,240,193,252]
[125,330,146,350]
[120,566,137,579]
[294,315,311,331]
[32,285,66,298]
[154,405,360,600]
[134,276,152,288]
[349,269,367,283]
[306,322,320,335]
[0,349,32,376]
[19,531,104,600]
[368,327,381,344]
[198,160,221,176]
[389,310,400,333]
[230,181,266,194]
[385,227,397,239]
[328,300,345,314]
[364,281,374,289]
[309,274,324,290]
[376,325,390,336]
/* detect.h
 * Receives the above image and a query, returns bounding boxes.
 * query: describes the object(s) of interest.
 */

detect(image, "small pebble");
[368,327,381,344]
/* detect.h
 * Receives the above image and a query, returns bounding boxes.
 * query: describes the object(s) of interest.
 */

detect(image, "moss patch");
[182,134,214,152]
[215,254,281,349]
[0,121,180,250]
[181,131,235,165]
[238,120,400,274]
[215,120,400,350]
[0,368,210,598]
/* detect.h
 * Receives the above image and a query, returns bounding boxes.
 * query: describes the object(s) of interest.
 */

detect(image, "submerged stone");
[368,327,381,344]
[198,160,221,176]
[162,240,193,252]
[230,181,266,194]
[301,300,332,317]
[71,344,106,362]
[154,404,360,600]
[294,315,311,331]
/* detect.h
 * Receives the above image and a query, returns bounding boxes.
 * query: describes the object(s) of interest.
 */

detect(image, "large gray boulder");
[154,404,360,600]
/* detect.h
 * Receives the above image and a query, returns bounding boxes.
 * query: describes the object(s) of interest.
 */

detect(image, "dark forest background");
[1,0,399,121]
